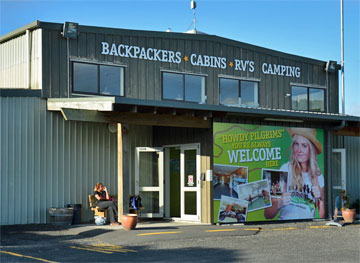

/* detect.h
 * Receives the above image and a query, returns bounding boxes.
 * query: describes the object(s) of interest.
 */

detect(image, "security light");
[325,60,338,73]
[62,22,78,39]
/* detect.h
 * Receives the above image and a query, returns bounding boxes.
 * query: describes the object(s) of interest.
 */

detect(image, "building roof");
[0,20,329,67]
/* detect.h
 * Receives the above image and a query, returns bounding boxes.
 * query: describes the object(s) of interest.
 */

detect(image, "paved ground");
[1,219,359,262]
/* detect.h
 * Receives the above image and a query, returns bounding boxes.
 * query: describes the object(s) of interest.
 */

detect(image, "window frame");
[71,60,125,97]
[161,71,207,104]
[219,76,259,107]
[291,85,326,112]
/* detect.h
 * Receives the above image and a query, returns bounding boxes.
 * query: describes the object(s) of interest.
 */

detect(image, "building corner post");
[117,123,124,222]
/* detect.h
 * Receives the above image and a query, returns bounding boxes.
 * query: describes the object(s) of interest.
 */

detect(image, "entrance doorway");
[135,147,164,218]
[164,144,201,221]
[135,144,201,221]
[331,149,346,215]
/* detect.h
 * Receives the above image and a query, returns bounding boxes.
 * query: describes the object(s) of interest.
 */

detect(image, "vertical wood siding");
[40,26,339,113]
[0,96,117,225]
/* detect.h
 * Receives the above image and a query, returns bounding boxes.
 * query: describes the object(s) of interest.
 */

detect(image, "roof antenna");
[191,0,197,32]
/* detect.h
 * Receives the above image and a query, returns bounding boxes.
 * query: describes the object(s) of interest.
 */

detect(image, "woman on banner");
[265,128,325,220]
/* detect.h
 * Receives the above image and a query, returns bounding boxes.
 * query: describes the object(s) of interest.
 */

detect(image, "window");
[162,72,206,103]
[73,62,124,96]
[291,86,308,111]
[220,78,239,105]
[219,78,258,106]
[73,63,98,93]
[291,86,325,112]
[309,88,325,111]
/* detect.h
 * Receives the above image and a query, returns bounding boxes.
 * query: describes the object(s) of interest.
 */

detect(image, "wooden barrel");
[48,207,74,225]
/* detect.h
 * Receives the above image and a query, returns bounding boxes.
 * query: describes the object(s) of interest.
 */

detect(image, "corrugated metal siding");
[0,96,117,225]
[332,135,360,205]
[30,30,42,89]
[0,29,42,89]
[122,124,153,211]
[0,34,27,88]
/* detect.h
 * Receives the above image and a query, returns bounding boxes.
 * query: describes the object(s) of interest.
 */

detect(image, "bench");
[88,195,118,218]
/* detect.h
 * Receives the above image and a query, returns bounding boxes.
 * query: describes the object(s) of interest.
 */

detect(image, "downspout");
[326,120,346,219]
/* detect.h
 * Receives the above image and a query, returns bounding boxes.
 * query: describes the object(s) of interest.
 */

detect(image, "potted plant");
[341,190,356,223]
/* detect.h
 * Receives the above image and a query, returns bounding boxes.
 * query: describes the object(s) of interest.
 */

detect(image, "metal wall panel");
[0,34,27,88]
[332,135,360,202]
[344,136,360,202]
[30,29,43,90]
[122,124,153,212]
[0,29,42,89]
[0,96,117,225]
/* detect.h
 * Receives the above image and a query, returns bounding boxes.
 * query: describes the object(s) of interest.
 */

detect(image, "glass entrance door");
[135,147,164,218]
[165,144,201,221]
[331,149,346,216]
[180,144,200,221]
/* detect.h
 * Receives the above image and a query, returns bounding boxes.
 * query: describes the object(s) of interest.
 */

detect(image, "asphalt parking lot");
[1,219,359,262]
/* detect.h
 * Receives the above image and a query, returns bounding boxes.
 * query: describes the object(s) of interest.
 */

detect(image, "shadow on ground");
[0,224,114,246]
[0,224,246,262]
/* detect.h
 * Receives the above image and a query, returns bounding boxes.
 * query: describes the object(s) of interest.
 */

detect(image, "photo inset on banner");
[218,195,248,223]
[262,169,288,198]
[213,164,248,200]
[237,180,272,212]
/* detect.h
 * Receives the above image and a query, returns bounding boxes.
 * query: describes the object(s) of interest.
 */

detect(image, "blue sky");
[1,0,359,116]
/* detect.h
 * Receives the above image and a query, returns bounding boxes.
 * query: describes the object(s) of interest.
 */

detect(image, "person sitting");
[94,182,119,226]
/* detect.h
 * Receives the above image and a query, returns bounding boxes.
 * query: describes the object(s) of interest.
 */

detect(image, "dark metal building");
[1,21,359,225]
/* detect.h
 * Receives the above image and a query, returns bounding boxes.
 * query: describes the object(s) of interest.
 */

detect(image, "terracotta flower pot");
[342,208,356,223]
[121,214,138,230]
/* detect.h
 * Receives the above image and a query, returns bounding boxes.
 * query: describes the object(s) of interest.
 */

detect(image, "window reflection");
[73,63,98,93]
[291,86,325,112]
[220,78,239,105]
[219,78,258,106]
[163,72,183,100]
[241,81,258,106]
[162,72,206,103]
[185,75,205,103]
[292,86,308,111]
[309,88,325,111]
[72,62,124,96]
[100,65,124,96]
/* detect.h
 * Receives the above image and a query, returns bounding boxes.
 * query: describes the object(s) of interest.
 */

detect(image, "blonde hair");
[94,182,103,192]
[289,136,321,191]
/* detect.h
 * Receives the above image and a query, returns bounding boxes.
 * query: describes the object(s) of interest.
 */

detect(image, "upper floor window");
[73,62,124,96]
[219,78,258,107]
[162,72,206,103]
[291,86,325,112]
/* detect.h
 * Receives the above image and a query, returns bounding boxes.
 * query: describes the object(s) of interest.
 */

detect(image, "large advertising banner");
[213,123,325,222]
